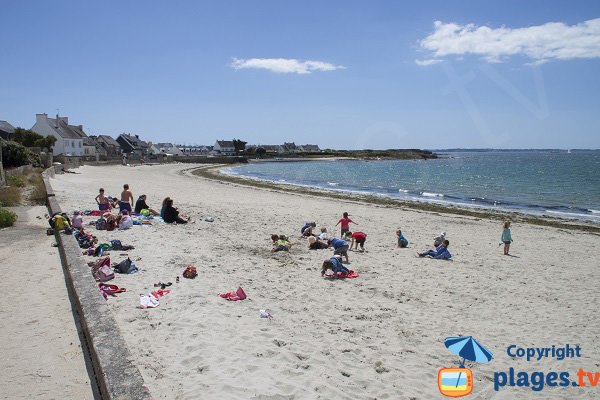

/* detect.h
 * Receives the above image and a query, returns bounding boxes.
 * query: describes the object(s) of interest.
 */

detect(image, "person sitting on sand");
[134,194,159,216]
[160,197,171,219]
[433,231,446,247]
[308,236,328,250]
[162,198,189,224]
[72,210,83,229]
[321,255,349,277]
[418,239,452,259]
[318,227,329,241]
[95,188,111,211]
[396,229,408,248]
[271,234,291,252]
[119,184,134,214]
[328,237,350,263]
[346,231,367,252]
[118,210,133,229]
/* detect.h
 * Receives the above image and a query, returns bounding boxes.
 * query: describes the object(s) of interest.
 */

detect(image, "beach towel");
[151,289,171,298]
[218,287,247,301]
[99,283,126,299]
[139,294,160,308]
[324,270,359,279]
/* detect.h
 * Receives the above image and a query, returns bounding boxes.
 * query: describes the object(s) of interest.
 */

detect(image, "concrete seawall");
[42,165,152,400]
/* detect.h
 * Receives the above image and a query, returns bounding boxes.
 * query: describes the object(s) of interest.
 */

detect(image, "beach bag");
[90,257,111,272]
[95,265,114,282]
[114,258,138,274]
[182,265,197,279]
[141,209,151,216]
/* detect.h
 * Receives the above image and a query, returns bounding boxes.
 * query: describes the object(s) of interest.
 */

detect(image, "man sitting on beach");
[134,194,159,216]
[119,184,134,214]
[418,239,452,260]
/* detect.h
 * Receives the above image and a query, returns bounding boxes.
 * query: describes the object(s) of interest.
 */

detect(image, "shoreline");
[192,164,600,234]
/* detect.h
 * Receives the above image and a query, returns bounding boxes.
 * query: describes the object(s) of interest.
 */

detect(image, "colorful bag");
[95,265,115,282]
[182,265,197,279]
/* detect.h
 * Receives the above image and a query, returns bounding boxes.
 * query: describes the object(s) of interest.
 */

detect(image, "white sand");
[49,163,599,399]
[0,206,93,399]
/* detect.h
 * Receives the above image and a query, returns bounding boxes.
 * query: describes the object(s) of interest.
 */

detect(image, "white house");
[31,113,84,156]
[214,140,236,155]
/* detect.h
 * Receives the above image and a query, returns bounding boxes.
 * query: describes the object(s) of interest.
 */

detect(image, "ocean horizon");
[225,150,600,224]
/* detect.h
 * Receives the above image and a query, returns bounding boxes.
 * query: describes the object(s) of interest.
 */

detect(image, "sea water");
[225,150,600,223]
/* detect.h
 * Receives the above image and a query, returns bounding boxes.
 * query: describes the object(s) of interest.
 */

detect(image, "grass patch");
[7,175,26,187]
[0,206,18,228]
[27,170,47,205]
[0,186,22,207]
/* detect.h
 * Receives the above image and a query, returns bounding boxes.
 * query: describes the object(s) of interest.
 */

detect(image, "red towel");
[88,210,104,216]
[324,270,359,279]
[218,287,247,301]
[98,283,126,299]
[151,289,171,298]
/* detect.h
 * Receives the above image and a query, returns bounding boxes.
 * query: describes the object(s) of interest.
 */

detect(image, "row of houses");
[1,114,320,159]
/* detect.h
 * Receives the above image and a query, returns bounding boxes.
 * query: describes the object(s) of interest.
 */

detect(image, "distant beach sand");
[50,163,599,399]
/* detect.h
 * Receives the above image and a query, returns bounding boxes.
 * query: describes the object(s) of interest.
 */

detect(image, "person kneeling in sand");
[308,236,328,250]
[396,229,409,248]
[418,239,452,260]
[271,234,291,252]
[321,255,349,277]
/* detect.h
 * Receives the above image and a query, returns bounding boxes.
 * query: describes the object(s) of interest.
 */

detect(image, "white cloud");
[418,18,600,64]
[415,58,442,66]
[231,58,346,74]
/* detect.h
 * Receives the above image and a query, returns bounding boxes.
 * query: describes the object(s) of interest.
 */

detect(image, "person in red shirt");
[335,212,357,237]
[346,231,367,252]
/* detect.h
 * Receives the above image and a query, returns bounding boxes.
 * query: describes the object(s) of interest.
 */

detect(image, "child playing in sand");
[301,222,316,236]
[271,234,291,252]
[308,236,328,250]
[396,229,408,248]
[418,239,452,259]
[346,231,367,252]
[433,231,446,247]
[335,212,357,237]
[328,237,350,263]
[501,221,513,255]
[321,255,349,277]
[318,227,328,241]
[119,184,134,214]
[95,188,111,211]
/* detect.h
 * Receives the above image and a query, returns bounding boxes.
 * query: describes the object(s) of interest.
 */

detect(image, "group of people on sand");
[272,208,515,277]
[94,184,190,224]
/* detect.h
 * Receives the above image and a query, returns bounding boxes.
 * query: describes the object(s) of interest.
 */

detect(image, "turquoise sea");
[225,150,600,224]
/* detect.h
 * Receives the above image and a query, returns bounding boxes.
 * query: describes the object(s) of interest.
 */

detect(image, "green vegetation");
[7,175,26,187]
[0,186,21,207]
[10,128,56,152]
[1,140,42,168]
[0,206,17,228]
[27,170,47,205]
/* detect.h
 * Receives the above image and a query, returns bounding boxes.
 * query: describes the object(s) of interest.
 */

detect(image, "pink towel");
[324,270,359,279]
[218,287,247,301]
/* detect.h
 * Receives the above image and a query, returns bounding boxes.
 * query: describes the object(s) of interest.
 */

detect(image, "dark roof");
[0,120,16,134]
[96,135,120,147]
[68,124,88,139]
[217,140,235,148]
[44,117,83,139]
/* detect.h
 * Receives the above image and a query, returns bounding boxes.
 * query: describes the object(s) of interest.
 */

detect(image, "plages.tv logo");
[438,336,494,397]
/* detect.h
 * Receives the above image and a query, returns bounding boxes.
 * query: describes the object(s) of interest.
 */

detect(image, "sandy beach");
[48,163,599,399]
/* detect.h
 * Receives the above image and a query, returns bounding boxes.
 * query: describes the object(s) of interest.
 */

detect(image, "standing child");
[95,188,111,211]
[501,221,513,255]
[335,212,357,237]
[119,184,134,214]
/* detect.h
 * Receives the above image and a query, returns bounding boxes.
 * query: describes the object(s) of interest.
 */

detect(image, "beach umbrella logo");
[438,336,493,397]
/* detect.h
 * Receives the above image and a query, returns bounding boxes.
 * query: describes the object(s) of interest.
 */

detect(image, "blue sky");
[1,0,599,149]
